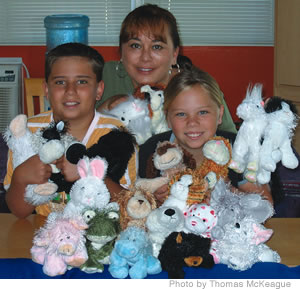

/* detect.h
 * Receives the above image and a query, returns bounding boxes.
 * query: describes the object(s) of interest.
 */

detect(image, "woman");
[97,4,237,134]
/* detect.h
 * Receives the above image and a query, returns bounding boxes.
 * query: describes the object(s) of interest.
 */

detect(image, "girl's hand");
[153,184,169,205]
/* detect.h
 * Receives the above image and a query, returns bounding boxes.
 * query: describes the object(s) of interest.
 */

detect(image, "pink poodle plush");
[31,212,88,276]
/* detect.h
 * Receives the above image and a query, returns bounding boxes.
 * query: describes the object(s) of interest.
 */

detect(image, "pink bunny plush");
[63,156,118,218]
[31,212,88,276]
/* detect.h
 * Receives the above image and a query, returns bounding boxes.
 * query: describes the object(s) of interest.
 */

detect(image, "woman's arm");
[238,181,273,205]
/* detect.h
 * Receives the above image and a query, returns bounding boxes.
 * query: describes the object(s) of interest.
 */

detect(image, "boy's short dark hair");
[45,42,104,82]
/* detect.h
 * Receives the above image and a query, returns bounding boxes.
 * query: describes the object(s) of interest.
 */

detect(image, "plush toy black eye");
[67,236,70,239]
[121,117,125,121]
[235,223,240,228]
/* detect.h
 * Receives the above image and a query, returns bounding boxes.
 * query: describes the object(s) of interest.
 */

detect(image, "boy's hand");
[14,154,52,186]
[55,156,80,182]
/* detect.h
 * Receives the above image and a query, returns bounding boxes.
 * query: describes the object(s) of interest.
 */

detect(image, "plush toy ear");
[89,157,107,180]
[66,142,87,164]
[77,158,89,178]
[252,224,273,245]
[9,114,27,138]
[70,217,89,230]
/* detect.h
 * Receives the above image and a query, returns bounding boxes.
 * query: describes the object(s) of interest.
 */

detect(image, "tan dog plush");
[111,187,157,230]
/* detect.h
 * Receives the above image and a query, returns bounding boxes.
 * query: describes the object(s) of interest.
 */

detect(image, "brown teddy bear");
[135,141,196,194]
[110,186,157,231]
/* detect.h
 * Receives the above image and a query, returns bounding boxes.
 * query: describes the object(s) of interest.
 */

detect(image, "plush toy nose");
[164,208,175,216]
[138,200,144,205]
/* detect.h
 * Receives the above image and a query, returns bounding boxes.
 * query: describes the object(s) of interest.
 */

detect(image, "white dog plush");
[146,206,185,257]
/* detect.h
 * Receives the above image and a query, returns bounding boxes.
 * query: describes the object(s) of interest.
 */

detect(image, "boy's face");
[44,56,104,123]
[166,84,224,156]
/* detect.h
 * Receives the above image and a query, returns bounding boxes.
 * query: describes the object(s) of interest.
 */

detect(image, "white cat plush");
[257,97,299,184]
[107,95,152,145]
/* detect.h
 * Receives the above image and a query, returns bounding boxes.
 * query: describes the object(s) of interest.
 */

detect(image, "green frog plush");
[80,208,121,273]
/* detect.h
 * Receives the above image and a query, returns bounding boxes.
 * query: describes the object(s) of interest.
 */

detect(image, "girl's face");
[166,84,224,159]
[121,29,179,88]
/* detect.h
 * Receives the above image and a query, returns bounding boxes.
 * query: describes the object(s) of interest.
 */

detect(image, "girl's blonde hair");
[164,65,223,113]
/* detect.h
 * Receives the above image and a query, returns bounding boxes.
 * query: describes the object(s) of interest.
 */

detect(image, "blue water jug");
[44,14,89,51]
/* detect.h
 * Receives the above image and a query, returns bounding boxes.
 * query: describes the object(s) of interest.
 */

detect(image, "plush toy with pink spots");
[184,204,218,238]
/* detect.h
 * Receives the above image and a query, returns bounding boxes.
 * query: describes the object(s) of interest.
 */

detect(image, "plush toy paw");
[282,153,299,169]
[109,264,129,279]
[204,172,217,189]
[34,182,58,196]
[247,161,258,172]
[228,159,244,173]
[244,170,257,183]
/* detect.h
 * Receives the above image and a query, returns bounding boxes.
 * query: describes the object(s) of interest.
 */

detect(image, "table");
[0,213,299,279]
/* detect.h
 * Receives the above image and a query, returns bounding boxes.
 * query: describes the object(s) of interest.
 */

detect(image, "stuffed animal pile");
[12,82,297,278]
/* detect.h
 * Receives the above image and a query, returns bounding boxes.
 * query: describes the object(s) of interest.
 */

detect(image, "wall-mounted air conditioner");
[0,58,23,133]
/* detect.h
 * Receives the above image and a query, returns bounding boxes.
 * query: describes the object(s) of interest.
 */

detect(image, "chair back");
[24,78,45,117]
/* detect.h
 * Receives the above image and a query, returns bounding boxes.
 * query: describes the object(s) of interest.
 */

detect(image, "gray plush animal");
[210,179,274,240]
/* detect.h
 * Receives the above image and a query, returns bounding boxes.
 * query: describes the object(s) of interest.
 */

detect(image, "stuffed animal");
[168,136,232,206]
[107,95,152,145]
[135,141,196,194]
[108,226,162,279]
[257,97,299,184]
[63,156,118,218]
[4,115,73,205]
[158,231,214,279]
[145,206,185,257]
[210,217,280,271]
[162,174,194,212]
[65,127,137,184]
[229,84,268,182]
[209,178,274,240]
[80,208,121,273]
[31,212,88,277]
[110,186,157,230]
[184,203,218,238]
[140,84,169,134]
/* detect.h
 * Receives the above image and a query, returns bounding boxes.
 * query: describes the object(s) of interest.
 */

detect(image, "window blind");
[0,0,274,46]
[0,0,131,45]
[147,0,274,46]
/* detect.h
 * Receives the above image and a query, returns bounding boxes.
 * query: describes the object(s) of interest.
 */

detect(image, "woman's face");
[166,84,224,157]
[121,29,179,88]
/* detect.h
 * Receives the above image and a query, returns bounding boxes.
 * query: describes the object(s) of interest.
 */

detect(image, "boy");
[4,43,137,218]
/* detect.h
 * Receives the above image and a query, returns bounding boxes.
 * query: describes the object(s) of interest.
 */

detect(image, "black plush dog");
[158,231,214,279]
[66,127,137,184]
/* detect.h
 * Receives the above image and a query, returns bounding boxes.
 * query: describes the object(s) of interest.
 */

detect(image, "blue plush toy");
[108,226,162,279]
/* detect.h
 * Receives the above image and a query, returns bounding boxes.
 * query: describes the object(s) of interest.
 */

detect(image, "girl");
[139,65,273,205]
